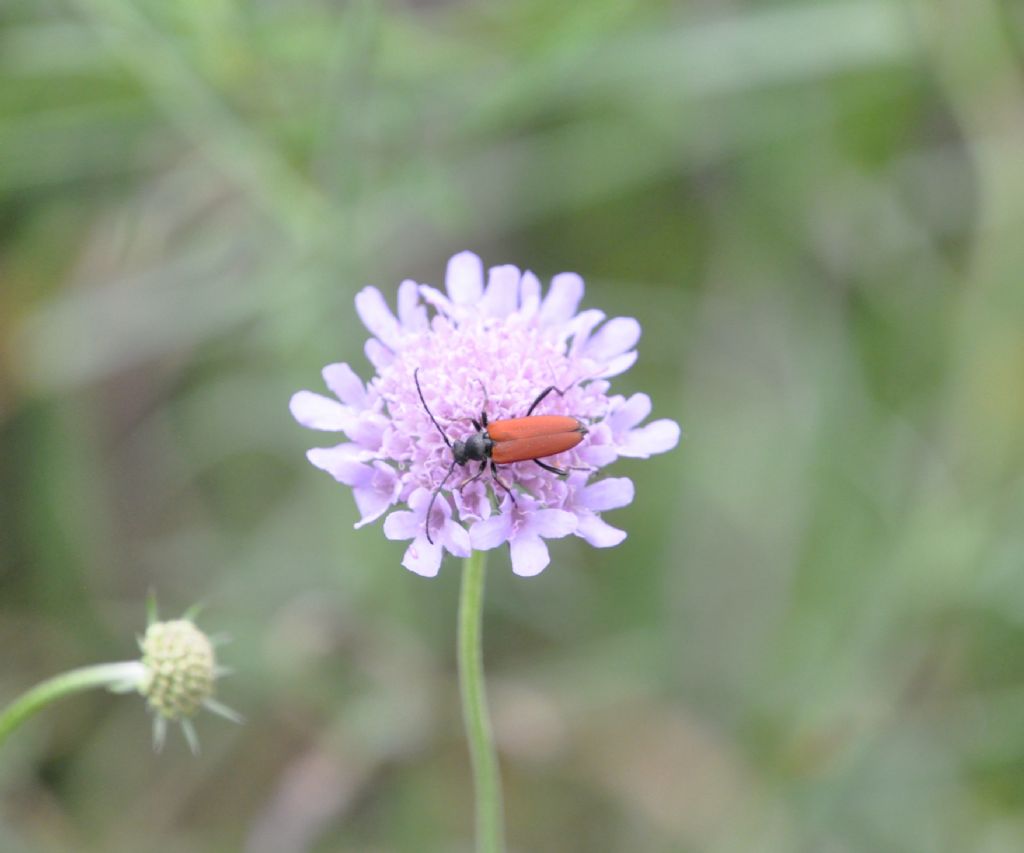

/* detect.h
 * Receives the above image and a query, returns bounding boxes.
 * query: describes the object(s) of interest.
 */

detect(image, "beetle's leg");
[489,462,518,506]
[458,461,488,492]
[475,378,490,427]
[535,459,595,476]
[524,383,574,417]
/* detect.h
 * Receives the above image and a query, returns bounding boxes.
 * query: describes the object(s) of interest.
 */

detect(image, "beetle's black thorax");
[452,431,494,465]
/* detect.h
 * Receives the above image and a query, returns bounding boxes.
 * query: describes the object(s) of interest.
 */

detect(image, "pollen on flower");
[291,251,680,578]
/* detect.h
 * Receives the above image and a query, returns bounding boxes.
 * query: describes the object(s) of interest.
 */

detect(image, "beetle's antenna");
[414,368,452,449]
[475,377,488,412]
[425,460,458,544]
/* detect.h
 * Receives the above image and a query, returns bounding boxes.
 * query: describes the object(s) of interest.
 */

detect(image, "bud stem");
[458,549,505,853]
[0,661,146,750]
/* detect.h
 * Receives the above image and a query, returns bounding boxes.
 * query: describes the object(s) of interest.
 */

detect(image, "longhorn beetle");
[413,368,588,544]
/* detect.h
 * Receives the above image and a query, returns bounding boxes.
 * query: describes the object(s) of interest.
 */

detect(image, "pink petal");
[609,393,652,432]
[598,351,638,378]
[519,271,541,317]
[583,317,641,361]
[439,519,472,558]
[383,509,420,540]
[529,508,577,539]
[579,444,619,467]
[540,272,584,325]
[618,419,681,458]
[469,512,513,550]
[567,309,606,353]
[322,363,366,408]
[481,264,520,317]
[408,487,455,546]
[353,486,397,529]
[364,338,394,371]
[454,483,492,522]
[402,537,443,577]
[290,391,356,431]
[397,279,428,330]
[307,446,372,485]
[580,477,635,511]
[346,414,386,451]
[576,422,617,466]
[354,287,401,349]
[576,514,627,548]
[406,486,435,513]
[509,534,551,577]
[418,284,456,317]
[446,251,484,304]
[382,428,411,460]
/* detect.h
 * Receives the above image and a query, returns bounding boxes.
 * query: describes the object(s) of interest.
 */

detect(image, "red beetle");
[414,369,588,543]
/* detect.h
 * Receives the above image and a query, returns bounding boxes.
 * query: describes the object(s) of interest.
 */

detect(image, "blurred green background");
[2,0,1024,850]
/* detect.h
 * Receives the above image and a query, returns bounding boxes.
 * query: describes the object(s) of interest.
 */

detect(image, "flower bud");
[139,619,216,721]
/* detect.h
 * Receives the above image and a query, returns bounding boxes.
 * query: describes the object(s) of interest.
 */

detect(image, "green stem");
[458,549,505,853]
[0,661,145,750]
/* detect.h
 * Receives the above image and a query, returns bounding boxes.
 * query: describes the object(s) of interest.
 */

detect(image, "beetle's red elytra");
[488,417,585,463]
[413,369,587,543]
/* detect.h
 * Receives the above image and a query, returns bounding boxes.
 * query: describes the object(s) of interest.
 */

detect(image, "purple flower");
[290,251,679,577]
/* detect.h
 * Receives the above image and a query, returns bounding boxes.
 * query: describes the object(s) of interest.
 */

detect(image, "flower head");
[291,251,679,577]
[131,604,242,754]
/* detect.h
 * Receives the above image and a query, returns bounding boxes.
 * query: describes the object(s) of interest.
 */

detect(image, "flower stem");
[458,549,505,853]
[0,661,145,750]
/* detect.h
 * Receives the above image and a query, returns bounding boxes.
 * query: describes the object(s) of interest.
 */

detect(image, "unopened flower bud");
[139,620,216,721]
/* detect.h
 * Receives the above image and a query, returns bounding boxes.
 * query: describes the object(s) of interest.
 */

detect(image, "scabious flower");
[290,252,679,578]
[132,609,242,754]
[0,602,240,756]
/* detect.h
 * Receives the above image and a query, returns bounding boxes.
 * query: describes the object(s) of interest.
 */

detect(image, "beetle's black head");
[451,439,469,465]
